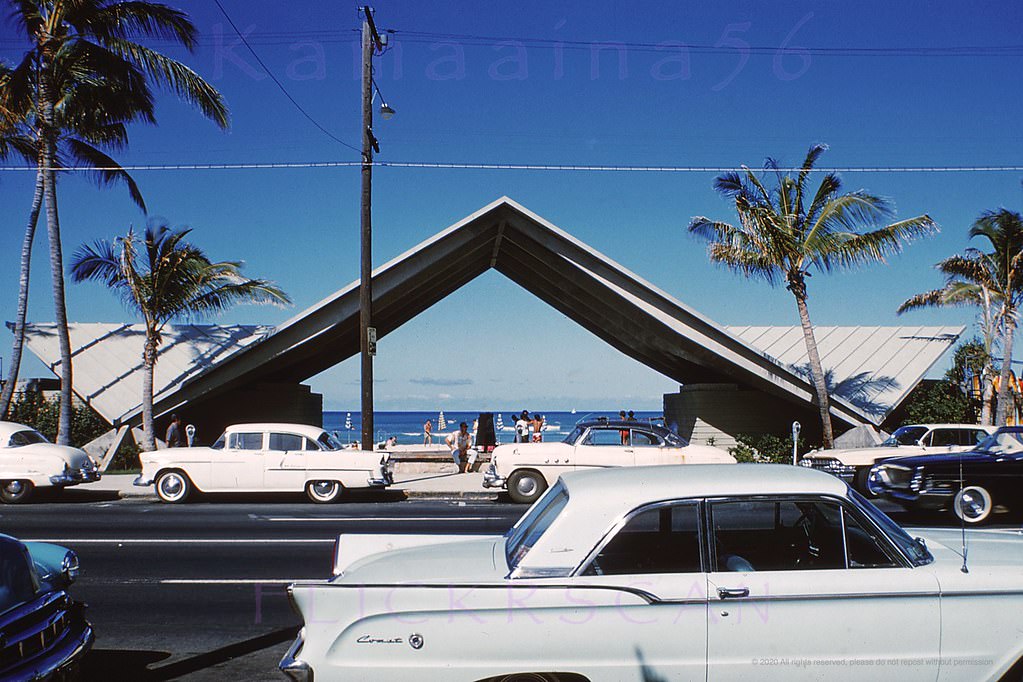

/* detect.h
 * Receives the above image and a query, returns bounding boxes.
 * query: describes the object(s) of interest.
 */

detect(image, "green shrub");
[728,433,813,464]
[7,392,109,447]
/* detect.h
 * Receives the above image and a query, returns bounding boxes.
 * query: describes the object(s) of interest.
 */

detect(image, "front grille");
[0,593,71,674]
[882,466,914,489]
[802,457,855,476]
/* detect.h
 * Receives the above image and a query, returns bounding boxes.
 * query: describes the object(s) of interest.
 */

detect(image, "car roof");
[898,423,995,430]
[0,421,39,440]
[561,463,848,505]
[575,419,671,432]
[224,423,327,440]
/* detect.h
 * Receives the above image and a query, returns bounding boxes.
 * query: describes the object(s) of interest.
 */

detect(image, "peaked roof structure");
[20,197,961,427]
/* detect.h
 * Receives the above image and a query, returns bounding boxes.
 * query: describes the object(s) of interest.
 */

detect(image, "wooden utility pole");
[360,7,383,451]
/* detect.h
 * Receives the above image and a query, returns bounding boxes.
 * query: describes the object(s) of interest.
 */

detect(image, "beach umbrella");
[344,412,352,444]
[438,410,447,431]
[496,413,504,431]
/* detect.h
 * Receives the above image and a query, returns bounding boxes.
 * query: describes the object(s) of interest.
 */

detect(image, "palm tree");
[70,221,290,450]
[688,144,937,447]
[0,45,149,421]
[898,272,1000,425]
[3,0,228,443]
[901,209,1023,425]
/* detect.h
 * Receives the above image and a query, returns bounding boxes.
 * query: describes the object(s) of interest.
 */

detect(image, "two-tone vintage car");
[0,421,101,504]
[281,464,1023,681]
[869,425,1023,524]
[483,419,735,503]
[0,533,92,680]
[799,423,994,495]
[135,422,392,503]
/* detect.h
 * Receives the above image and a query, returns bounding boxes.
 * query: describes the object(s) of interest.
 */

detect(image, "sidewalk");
[94,471,499,501]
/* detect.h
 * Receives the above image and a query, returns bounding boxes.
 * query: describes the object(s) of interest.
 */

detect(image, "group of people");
[421,418,478,473]
[512,410,544,443]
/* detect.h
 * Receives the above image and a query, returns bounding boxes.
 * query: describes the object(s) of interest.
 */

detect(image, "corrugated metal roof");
[20,323,271,424]
[725,326,962,420]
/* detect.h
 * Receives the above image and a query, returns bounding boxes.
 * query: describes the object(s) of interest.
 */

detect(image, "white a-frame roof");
[20,197,961,427]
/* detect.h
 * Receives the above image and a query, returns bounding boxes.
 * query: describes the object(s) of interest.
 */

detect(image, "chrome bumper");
[2,612,93,682]
[798,457,856,482]
[367,468,394,488]
[132,474,154,487]
[279,628,312,682]
[49,468,101,487]
[482,464,507,489]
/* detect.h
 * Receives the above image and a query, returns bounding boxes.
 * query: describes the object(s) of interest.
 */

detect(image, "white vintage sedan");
[135,422,392,503]
[282,464,1023,682]
[484,419,735,503]
[0,421,100,503]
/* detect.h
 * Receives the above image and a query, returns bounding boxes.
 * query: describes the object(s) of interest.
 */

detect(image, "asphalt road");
[1,490,1019,681]
[0,490,524,681]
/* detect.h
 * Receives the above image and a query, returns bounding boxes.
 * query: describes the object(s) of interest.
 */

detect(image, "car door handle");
[717,587,749,600]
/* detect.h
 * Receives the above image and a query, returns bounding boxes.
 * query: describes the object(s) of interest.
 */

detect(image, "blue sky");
[1,0,1021,411]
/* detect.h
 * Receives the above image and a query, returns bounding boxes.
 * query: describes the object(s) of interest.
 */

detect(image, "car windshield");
[0,540,41,616]
[317,432,343,451]
[882,426,928,446]
[562,426,585,444]
[505,482,569,569]
[974,428,1023,455]
[8,428,48,447]
[848,489,933,566]
[211,434,225,450]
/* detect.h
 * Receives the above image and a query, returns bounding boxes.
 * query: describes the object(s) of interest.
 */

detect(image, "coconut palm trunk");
[790,278,834,447]
[0,173,44,419]
[996,316,1017,425]
[39,53,73,445]
[141,330,158,450]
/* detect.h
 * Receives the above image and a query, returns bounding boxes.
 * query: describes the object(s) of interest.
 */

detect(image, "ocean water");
[323,410,663,445]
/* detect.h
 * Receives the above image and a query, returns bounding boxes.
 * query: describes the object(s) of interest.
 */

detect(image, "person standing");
[165,414,183,448]
[423,419,433,445]
[515,411,529,444]
[531,413,544,443]
[445,422,472,473]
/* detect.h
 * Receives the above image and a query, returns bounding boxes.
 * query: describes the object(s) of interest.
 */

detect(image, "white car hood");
[337,537,505,584]
[910,528,1023,568]
[807,445,903,466]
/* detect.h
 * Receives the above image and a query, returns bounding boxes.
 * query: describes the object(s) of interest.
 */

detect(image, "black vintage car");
[0,534,93,680]
[868,426,1023,524]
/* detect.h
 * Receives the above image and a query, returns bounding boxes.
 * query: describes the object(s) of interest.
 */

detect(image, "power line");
[211,0,361,155]
[2,161,1022,173]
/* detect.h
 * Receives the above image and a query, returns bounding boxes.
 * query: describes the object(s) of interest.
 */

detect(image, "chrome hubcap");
[5,481,23,494]
[311,482,336,498]
[959,491,986,519]
[515,477,537,496]
[160,474,183,498]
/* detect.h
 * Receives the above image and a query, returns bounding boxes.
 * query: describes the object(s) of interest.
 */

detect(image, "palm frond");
[64,137,145,210]
[71,2,199,50]
[101,37,228,128]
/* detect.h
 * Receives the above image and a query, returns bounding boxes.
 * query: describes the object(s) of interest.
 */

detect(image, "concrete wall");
[665,383,819,448]
[161,382,323,447]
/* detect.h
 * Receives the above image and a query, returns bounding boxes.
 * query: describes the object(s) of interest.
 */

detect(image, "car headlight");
[62,550,80,584]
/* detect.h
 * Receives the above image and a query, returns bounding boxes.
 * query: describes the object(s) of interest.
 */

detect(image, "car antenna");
[958,449,968,574]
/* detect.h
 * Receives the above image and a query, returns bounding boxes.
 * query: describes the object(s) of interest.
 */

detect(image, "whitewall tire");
[306,480,342,504]
[953,485,993,524]
[155,470,192,504]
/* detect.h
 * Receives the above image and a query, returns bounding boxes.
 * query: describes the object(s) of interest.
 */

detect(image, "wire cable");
[211,0,361,155]
[2,161,1023,173]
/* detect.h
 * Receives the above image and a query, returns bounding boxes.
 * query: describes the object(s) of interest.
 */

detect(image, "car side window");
[269,433,304,451]
[930,429,958,447]
[710,498,846,572]
[965,429,987,446]
[630,430,661,447]
[843,510,899,568]
[228,432,263,450]
[583,429,624,446]
[582,503,701,575]
[303,438,320,451]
